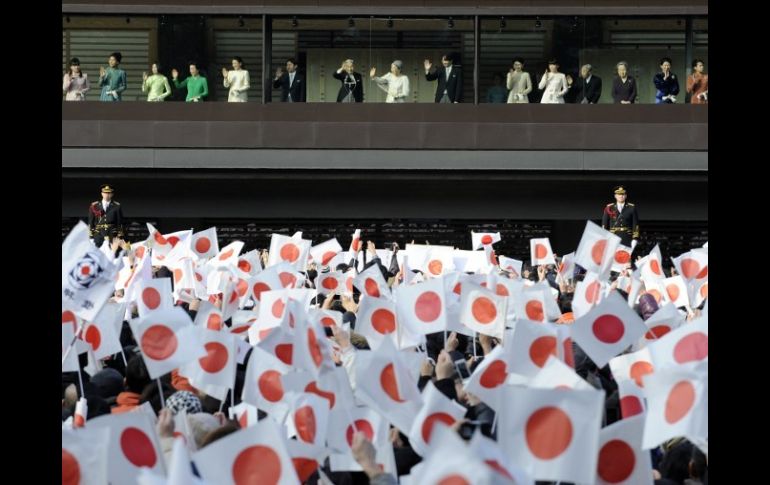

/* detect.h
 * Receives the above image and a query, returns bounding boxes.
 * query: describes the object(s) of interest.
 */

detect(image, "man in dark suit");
[424,53,463,103]
[88,184,125,247]
[272,58,305,103]
[601,186,639,247]
[333,59,364,103]
[576,64,602,104]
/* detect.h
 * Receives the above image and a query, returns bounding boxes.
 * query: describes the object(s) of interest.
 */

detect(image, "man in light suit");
[272,57,305,102]
[424,53,463,103]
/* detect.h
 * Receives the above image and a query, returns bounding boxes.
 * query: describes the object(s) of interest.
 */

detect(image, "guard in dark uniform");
[601,186,639,246]
[88,184,124,246]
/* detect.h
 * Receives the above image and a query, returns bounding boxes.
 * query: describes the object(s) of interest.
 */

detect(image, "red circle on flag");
[62,449,80,485]
[207,313,223,331]
[563,337,575,368]
[62,310,78,333]
[81,265,91,276]
[219,248,234,261]
[346,419,374,446]
[237,279,249,297]
[437,475,470,485]
[321,317,336,328]
[154,232,167,245]
[414,291,442,323]
[305,381,335,409]
[471,296,497,324]
[620,395,644,418]
[615,250,631,264]
[279,272,297,288]
[238,260,252,273]
[371,308,396,334]
[199,342,229,373]
[280,243,300,263]
[345,277,353,293]
[173,269,183,283]
[680,258,700,279]
[630,361,654,388]
[585,281,601,304]
[120,427,157,468]
[674,332,708,364]
[495,284,509,297]
[529,336,558,368]
[321,251,336,265]
[364,278,381,297]
[380,363,405,402]
[428,260,443,275]
[258,370,284,402]
[645,325,670,340]
[666,284,680,302]
[141,325,178,360]
[195,237,211,254]
[194,272,203,282]
[295,405,317,443]
[598,439,636,483]
[525,300,544,321]
[292,458,318,482]
[535,243,548,259]
[700,283,708,299]
[322,277,339,290]
[592,240,608,265]
[84,325,102,351]
[229,290,238,304]
[484,460,513,481]
[142,287,162,310]
[421,412,456,443]
[275,343,293,365]
[308,328,323,367]
[238,413,248,429]
[135,246,146,259]
[525,406,573,459]
[697,266,708,279]
[252,282,270,301]
[167,236,180,247]
[481,234,493,245]
[665,380,696,424]
[650,259,662,275]
[351,238,361,251]
[647,289,662,303]
[272,299,285,318]
[480,360,507,388]
[258,328,273,340]
[232,445,281,485]
[592,315,625,344]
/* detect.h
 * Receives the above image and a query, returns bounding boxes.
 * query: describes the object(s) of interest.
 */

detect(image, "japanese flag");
[256,289,289,329]
[249,266,284,303]
[640,244,665,287]
[190,227,219,260]
[151,229,192,266]
[236,249,262,275]
[275,262,303,289]
[469,430,535,485]
[349,229,362,253]
[193,418,298,485]
[310,238,343,266]
[315,271,344,296]
[612,244,635,273]
[647,315,708,371]
[513,286,547,322]
[508,320,561,377]
[424,247,455,277]
[530,237,555,266]
[483,244,499,269]
[327,406,389,455]
[572,291,648,368]
[498,255,523,278]
[408,381,467,456]
[459,283,507,338]
[662,275,690,308]
[472,231,501,250]
[556,325,576,368]
[82,301,124,360]
[282,368,354,413]
[136,278,174,317]
[487,273,522,316]
[73,397,88,428]
[293,310,332,377]
[498,386,605,484]
[341,269,356,297]
[638,302,686,344]
[529,355,593,390]
[286,439,324,482]
[62,318,80,373]
[395,277,448,336]
[464,343,516,412]
[641,362,708,450]
[412,425,495,485]
[268,233,311,271]
[355,296,399,350]
[256,325,295,367]
[170,258,197,298]
[596,414,654,485]
[452,249,487,273]
[353,263,391,300]
[179,328,237,400]
[693,279,708,309]
[557,252,575,282]
[329,413,395,474]
[193,301,225,331]
[672,248,708,282]
[88,411,166,485]
[62,426,110,485]
[610,348,655,393]
[242,346,291,418]
[572,271,605,319]
[618,379,647,419]
[229,402,258,429]
[308,308,342,330]
[206,240,244,271]
[131,307,206,379]
[286,392,330,448]
[355,338,423,433]
[574,221,621,279]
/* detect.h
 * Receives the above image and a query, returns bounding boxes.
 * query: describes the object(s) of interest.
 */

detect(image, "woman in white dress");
[538,59,568,104]
[222,56,250,102]
[506,57,532,103]
[369,60,410,103]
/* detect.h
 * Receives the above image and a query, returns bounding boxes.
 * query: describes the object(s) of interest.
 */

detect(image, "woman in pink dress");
[63,58,90,101]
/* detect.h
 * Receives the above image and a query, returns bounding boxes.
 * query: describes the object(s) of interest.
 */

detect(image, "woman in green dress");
[172,62,209,102]
[142,63,172,102]
[99,52,127,102]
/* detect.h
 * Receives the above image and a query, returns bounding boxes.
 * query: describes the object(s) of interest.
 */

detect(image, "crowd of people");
[62,217,708,484]
[63,51,708,105]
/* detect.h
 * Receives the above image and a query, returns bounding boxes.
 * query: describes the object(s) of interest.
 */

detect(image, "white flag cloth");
[672,248,708,282]
[355,296,399,350]
[411,425,495,485]
[529,355,593,390]
[285,392,330,449]
[647,315,708,371]
[637,302,686,345]
[190,227,219,260]
[530,238,556,266]
[498,255,523,277]
[268,233,311,271]
[136,278,174,317]
[498,386,605,484]
[618,378,647,419]
[353,263,391,300]
[248,266,285,303]
[237,249,262,275]
[286,439,325,482]
[572,291,648,368]
[469,430,535,485]
[508,320,560,377]
[62,427,111,485]
[310,238,343,266]
[206,241,245,270]
[83,301,124,360]
[193,301,225,331]
[179,328,237,401]
[463,343,517,412]
[662,275,690,308]
[408,381,467,456]
[612,244,635,273]
[596,414,654,485]
[315,271,344,296]
[459,283,507,338]
[229,402,258,429]
[395,277,448,336]
[471,231,501,250]
[610,348,655,392]
[327,405,389,455]
[242,346,291,418]
[512,285,547,322]
[348,228,362,253]
[423,247,455,277]
[574,221,622,279]
[572,271,605,319]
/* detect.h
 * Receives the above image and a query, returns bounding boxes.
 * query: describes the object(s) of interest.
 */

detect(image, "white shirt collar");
[586,75,592,83]
[102,199,110,207]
